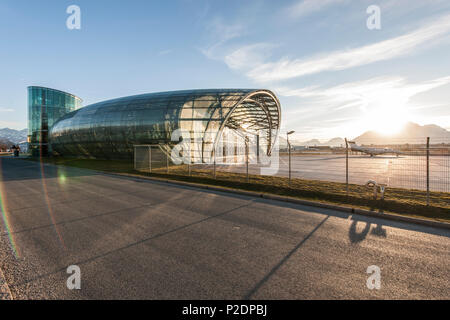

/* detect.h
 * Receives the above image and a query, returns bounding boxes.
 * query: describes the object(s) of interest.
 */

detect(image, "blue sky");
[1,0,450,140]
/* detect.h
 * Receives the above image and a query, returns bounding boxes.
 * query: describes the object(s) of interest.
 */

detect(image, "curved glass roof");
[50,89,281,160]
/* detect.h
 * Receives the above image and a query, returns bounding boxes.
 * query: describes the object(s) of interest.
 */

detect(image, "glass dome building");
[49,89,281,161]
[28,86,82,156]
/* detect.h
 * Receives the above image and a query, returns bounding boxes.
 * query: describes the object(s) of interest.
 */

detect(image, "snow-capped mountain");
[0,128,28,144]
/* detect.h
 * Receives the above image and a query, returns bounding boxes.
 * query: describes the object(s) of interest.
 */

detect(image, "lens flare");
[58,173,66,184]
[0,158,20,258]
[39,153,66,250]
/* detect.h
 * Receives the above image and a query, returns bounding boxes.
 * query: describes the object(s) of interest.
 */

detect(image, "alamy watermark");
[66,5,81,30]
[169,127,280,175]
[366,265,381,290]
[366,5,381,30]
[67,265,81,290]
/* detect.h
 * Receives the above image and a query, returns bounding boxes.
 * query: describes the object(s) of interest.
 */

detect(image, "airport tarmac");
[213,154,450,192]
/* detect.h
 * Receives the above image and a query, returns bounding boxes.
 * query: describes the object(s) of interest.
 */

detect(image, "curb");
[104,172,450,231]
[0,267,12,300]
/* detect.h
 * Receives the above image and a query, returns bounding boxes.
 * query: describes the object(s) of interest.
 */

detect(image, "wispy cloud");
[158,49,172,56]
[283,0,348,19]
[278,76,450,110]
[278,76,450,138]
[0,108,14,112]
[233,13,450,82]
[224,43,277,70]
[200,18,246,60]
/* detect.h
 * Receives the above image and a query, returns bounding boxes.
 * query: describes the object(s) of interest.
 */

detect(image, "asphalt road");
[0,157,449,299]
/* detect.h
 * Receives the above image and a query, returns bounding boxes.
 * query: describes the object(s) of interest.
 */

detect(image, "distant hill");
[278,136,345,148]
[354,122,450,145]
[0,128,27,144]
[300,137,345,147]
[276,122,449,148]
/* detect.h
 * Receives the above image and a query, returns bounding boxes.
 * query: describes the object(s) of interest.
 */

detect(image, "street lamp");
[287,131,295,188]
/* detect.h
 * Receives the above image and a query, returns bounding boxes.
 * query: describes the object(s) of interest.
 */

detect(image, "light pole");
[287,130,295,188]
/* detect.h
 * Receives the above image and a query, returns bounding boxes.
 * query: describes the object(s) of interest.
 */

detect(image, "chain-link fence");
[134,145,173,173]
[134,137,450,210]
[341,138,449,193]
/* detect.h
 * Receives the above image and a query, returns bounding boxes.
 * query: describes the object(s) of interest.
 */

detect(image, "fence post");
[256,134,260,164]
[148,146,152,172]
[213,148,216,179]
[245,136,249,183]
[289,140,292,188]
[149,146,152,173]
[345,138,349,196]
[134,146,137,170]
[426,137,430,206]
[187,145,191,176]
[166,150,169,174]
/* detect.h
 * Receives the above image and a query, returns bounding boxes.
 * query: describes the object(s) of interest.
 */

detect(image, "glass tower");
[28,86,82,157]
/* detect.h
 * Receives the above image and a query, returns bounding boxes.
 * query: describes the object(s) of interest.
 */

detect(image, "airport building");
[28,86,82,157]
[28,87,281,161]
[49,89,281,161]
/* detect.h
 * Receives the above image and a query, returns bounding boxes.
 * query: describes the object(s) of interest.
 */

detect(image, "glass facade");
[49,89,281,160]
[28,86,82,156]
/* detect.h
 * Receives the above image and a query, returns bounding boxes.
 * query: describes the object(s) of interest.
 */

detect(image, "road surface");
[0,157,449,299]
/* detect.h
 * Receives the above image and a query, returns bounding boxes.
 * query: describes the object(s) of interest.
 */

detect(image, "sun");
[360,103,409,136]
[371,112,407,135]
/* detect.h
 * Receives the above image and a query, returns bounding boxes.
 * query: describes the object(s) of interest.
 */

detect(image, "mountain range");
[280,122,449,147]
[0,128,28,144]
[353,122,450,145]
[278,136,345,148]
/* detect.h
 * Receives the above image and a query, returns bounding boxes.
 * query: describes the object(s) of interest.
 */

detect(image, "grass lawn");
[24,156,450,223]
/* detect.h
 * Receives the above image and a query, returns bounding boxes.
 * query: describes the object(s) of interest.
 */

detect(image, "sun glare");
[360,98,410,136]
[369,111,407,135]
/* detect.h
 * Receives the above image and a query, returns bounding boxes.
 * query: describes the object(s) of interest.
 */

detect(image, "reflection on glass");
[28,86,82,156]
[50,89,281,161]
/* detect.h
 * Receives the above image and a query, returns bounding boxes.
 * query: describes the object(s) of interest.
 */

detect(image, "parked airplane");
[347,141,401,157]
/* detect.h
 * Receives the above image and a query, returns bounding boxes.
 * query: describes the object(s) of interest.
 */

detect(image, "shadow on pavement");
[243,215,330,299]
